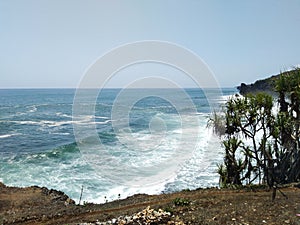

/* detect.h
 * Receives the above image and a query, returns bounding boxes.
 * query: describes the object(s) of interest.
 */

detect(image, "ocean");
[0,88,236,203]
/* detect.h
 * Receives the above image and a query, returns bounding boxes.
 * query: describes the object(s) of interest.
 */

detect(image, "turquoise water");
[0,88,236,203]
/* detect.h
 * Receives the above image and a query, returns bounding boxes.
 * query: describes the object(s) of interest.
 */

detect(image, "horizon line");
[0,86,237,90]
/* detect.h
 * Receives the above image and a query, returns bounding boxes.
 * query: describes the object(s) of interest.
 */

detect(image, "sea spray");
[0,88,237,203]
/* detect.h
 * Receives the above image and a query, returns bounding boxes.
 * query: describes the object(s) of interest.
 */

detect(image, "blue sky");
[0,0,299,88]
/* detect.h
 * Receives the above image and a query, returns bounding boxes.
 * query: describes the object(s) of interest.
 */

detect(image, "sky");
[0,0,300,88]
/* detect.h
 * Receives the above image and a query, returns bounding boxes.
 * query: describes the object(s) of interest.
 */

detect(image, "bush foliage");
[213,68,300,191]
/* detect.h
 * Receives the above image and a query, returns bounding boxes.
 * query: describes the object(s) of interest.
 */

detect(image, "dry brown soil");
[1,182,300,225]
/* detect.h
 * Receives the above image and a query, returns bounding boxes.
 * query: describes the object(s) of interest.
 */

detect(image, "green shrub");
[173,198,190,206]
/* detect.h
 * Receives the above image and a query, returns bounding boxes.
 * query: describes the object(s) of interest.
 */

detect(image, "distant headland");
[237,68,299,95]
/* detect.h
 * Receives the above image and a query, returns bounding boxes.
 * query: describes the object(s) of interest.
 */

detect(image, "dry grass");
[1,183,300,225]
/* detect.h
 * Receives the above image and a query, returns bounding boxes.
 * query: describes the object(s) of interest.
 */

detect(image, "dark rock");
[48,189,69,202]
[40,186,75,204]
[237,68,300,96]
[237,76,277,95]
[65,198,75,206]
[41,187,49,195]
[0,182,6,189]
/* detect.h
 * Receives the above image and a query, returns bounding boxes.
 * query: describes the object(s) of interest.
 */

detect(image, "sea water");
[0,88,236,203]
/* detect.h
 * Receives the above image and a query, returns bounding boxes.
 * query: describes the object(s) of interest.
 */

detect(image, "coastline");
[1,182,300,224]
[0,88,235,204]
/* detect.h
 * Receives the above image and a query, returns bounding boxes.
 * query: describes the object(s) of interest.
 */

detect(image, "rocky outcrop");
[237,68,300,95]
[41,187,75,205]
[237,75,277,95]
[0,182,77,224]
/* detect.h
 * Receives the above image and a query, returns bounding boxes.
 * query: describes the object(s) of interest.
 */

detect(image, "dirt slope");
[1,182,300,225]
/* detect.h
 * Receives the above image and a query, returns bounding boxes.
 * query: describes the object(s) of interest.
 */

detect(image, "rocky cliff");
[237,75,277,95]
[237,68,300,95]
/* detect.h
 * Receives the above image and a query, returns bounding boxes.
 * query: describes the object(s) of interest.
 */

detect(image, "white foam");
[55,112,72,118]
[88,180,168,204]
[9,119,111,127]
[218,94,237,105]
[0,133,20,139]
[0,91,230,204]
[0,134,13,139]
[50,132,70,136]
[94,120,111,125]
[27,106,37,113]
[95,116,109,119]
[1,124,223,205]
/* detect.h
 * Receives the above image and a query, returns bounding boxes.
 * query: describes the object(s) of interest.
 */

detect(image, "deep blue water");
[0,88,236,203]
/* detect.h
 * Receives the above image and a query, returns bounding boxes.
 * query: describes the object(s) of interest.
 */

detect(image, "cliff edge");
[237,74,277,95]
[237,68,300,95]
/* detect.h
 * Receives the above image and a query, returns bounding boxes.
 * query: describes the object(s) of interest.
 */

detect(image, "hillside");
[237,68,299,95]
[1,182,300,224]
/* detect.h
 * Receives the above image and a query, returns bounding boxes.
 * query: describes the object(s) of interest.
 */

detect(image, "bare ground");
[1,182,300,225]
